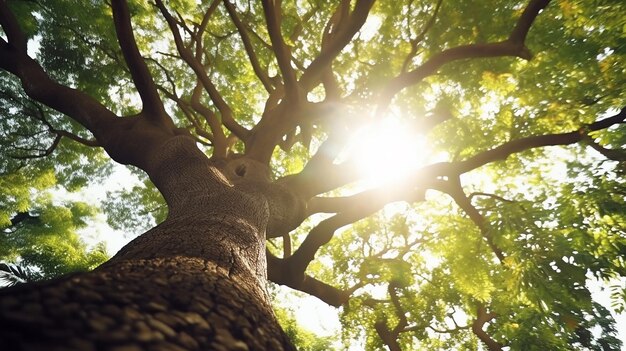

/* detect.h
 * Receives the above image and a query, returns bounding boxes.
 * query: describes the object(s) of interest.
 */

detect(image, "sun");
[346,117,429,186]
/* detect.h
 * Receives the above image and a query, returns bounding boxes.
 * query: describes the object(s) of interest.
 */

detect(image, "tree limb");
[468,192,514,203]
[284,107,626,202]
[10,134,61,159]
[223,0,273,92]
[267,251,358,306]
[306,186,424,216]
[585,136,626,161]
[191,0,221,60]
[110,0,169,121]
[454,107,626,174]
[373,281,408,351]
[401,0,444,73]
[433,178,505,262]
[0,0,27,51]
[472,305,503,351]
[55,130,101,147]
[288,184,425,276]
[299,0,376,92]
[154,0,249,141]
[190,82,229,156]
[0,0,118,140]
[261,0,298,100]
[379,0,551,106]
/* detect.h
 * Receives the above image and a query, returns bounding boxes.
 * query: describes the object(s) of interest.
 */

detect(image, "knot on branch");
[219,157,306,238]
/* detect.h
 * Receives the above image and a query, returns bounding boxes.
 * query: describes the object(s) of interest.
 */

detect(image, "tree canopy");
[0,0,625,349]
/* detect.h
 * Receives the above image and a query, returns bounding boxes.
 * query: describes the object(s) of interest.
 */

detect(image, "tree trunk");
[0,136,298,351]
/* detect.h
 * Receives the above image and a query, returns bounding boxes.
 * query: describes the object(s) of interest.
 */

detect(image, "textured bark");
[0,258,294,351]
[0,135,299,350]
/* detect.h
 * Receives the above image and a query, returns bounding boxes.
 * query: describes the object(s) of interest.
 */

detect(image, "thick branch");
[0,1,118,141]
[381,41,531,105]
[374,321,402,351]
[288,184,424,276]
[110,0,169,121]
[267,252,357,306]
[306,186,424,216]
[389,281,408,334]
[281,155,358,199]
[285,107,626,203]
[508,0,550,43]
[0,0,26,51]
[372,282,407,351]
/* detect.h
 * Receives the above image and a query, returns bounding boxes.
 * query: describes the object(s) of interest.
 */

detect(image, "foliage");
[0,199,109,283]
[1,0,625,350]
[274,306,335,351]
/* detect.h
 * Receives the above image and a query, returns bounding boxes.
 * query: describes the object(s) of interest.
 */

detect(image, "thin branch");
[426,324,471,334]
[299,0,376,92]
[11,134,61,159]
[317,0,350,100]
[10,128,100,159]
[192,0,221,60]
[401,0,444,73]
[585,136,626,161]
[110,0,169,120]
[149,59,217,145]
[223,0,273,92]
[468,192,514,203]
[261,0,298,99]
[379,0,551,106]
[190,82,228,155]
[433,178,505,262]
[282,233,292,258]
[472,305,503,351]
[154,0,249,141]
[455,107,626,174]
[55,130,100,147]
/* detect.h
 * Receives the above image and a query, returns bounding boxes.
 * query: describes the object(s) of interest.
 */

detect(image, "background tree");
[0,0,624,350]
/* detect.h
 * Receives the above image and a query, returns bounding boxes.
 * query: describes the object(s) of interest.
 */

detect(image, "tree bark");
[0,135,298,351]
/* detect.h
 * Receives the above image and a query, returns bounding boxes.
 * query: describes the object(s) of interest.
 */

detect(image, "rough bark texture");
[0,135,299,351]
[0,258,294,351]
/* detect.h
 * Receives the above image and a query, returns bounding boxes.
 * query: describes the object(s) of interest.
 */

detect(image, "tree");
[0,0,624,349]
